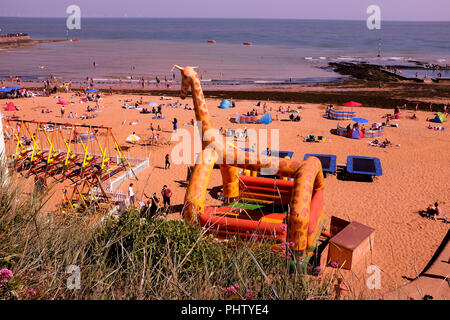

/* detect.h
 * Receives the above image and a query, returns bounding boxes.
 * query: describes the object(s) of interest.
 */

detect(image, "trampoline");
[346,156,382,180]
[304,154,337,176]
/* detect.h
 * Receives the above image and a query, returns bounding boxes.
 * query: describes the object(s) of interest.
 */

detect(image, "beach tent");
[5,102,17,111]
[431,112,447,123]
[58,99,69,105]
[219,100,231,109]
[259,113,273,125]
[125,134,141,143]
[348,127,364,139]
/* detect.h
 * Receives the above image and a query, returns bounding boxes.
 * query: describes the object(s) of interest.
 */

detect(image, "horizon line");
[1,16,449,23]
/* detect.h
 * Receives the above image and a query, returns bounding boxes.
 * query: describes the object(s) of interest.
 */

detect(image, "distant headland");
[0,33,64,48]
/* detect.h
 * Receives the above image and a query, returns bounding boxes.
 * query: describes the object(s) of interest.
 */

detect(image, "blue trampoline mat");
[304,154,337,173]
[346,156,382,176]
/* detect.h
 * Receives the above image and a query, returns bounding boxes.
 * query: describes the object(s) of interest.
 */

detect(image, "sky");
[0,0,449,21]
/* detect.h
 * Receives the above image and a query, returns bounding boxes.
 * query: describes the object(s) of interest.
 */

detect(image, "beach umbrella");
[125,134,141,143]
[0,88,11,92]
[87,89,99,93]
[9,86,22,90]
[148,102,158,107]
[352,117,369,124]
[289,110,298,113]
[343,101,362,107]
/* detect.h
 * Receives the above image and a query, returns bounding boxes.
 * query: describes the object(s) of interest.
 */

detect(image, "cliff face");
[0,35,33,45]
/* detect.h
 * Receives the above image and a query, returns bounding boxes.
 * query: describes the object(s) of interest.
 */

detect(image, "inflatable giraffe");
[174,65,325,256]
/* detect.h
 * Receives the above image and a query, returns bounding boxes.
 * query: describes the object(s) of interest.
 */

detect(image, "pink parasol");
[343,101,362,107]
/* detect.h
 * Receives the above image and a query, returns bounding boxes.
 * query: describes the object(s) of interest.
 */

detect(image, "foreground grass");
[0,167,334,300]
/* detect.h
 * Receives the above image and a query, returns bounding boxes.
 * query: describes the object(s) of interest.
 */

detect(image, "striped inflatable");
[329,107,356,120]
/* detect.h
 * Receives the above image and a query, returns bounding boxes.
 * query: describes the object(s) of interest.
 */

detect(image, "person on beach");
[433,202,442,221]
[394,106,400,115]
[172,118,178,133]
[144,192,160,216]
[165,153,170,169]
[60,106,65,118]
[128,183,135,207]
[161,185,172,210]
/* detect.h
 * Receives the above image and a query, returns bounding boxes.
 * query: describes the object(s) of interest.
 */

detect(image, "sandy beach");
[2,83,449,298]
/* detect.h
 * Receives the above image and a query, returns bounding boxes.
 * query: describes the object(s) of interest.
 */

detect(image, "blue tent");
[87,89,99,93]
[9,86,22,90]
[219,100,231,109]
[0,88,12,92]
[351,128,363,139]
[259,113,273,124]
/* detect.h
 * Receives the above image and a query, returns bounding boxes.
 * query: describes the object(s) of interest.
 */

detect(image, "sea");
[0,17,449,86]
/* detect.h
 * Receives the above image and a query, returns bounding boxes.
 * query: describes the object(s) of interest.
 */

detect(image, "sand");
[2,89,449,298]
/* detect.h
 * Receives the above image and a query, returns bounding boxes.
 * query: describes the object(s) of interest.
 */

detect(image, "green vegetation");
[0,165,333,300]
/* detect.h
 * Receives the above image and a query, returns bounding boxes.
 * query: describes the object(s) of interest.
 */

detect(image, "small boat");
[69,39,79,42]
[243,42,252,46]
[207,40,216,44]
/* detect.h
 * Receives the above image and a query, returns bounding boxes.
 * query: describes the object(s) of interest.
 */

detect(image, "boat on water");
[207,40,216,44]
[243,42,252,46]
[69,39,79,42]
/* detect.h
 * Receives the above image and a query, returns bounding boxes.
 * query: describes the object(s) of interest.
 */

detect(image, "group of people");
[368,138,392,148]
[289,113,301,122]
[127,183,173,217]
[422,202,447,222]
[246,109,259,116]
